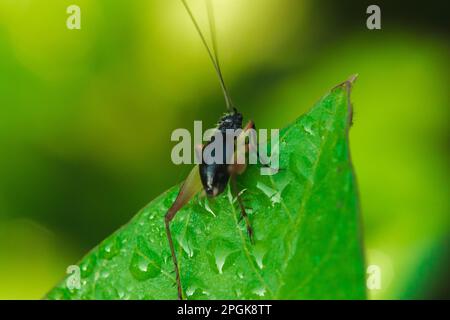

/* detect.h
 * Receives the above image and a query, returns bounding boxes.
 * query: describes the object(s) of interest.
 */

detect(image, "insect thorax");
[217,111,243,133]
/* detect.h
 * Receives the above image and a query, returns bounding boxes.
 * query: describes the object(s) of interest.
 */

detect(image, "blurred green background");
[0,0,448,299]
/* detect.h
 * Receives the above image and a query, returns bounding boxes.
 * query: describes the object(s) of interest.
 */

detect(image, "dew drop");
[253,287,266,297]
[79,254,97,278]
[129,236,162,281]
[252,245,267,269]
[215,253,227,274]
[207,239,240,274]
[186,287,195,297]
[184,278,210,299]
[100,270,110,279]
[99,237,121,260]
[211,242,239,274]
[117,289,126,300]
[178,235,194,258]
[255,256,264,269]
[203,199,216,217]
[202,290,211,297]
[303,124,315,136]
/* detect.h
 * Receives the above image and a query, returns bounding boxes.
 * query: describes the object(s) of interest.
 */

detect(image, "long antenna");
[180,0,234,111]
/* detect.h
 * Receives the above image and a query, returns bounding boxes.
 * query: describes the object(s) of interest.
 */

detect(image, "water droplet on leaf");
[253,287,266,297]
[203,199,216,217]
[99,237,121,260]
[80,253,97,278]
[207,239,239,274]
[303,124,315,135]
[129,236,162,281]
[178,234,195,258]
[252,244,267,269]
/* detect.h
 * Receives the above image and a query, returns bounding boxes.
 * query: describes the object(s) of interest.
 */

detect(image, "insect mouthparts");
[205,186,219,197]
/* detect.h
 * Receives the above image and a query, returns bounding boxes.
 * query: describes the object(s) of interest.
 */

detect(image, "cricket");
[165,0,261,300]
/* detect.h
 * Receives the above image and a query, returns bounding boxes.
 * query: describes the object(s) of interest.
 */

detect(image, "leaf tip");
[330,74,358,128]
[332,74,358,91]
[347,73,359,84]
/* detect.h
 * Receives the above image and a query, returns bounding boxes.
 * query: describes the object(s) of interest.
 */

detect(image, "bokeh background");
[0,0,448,299]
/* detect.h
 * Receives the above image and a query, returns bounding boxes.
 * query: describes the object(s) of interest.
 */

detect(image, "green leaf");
[46,77,366,300]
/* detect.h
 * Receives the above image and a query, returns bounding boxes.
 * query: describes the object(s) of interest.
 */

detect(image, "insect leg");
[245,121,283,172]
[230,174,254,244]
[164,165,203,300]
[227,120,255,243]
[164,215,182,299]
